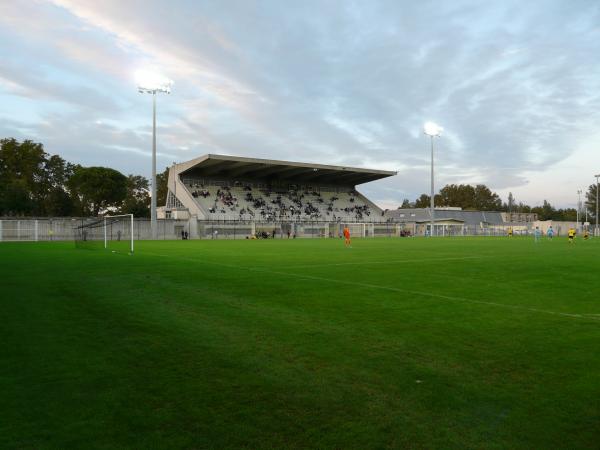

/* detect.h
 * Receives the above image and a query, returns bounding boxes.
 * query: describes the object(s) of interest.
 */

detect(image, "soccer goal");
[338,223,374,238]
[74,214,134,254]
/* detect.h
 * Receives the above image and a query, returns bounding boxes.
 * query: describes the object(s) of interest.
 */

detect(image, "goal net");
[337,223,373,238]
[74,214,134,254]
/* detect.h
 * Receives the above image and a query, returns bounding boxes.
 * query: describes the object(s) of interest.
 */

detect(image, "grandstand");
[151,154,546,239]
[160,154,396,223]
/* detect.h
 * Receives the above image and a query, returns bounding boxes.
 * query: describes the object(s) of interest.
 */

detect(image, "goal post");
[103,214,134,254]
[74,214,134,254]
[340,223,370,238]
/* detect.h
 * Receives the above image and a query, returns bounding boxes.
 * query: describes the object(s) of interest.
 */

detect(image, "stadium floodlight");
[424,122,443,237]
[136,70,173,240]
[595,174,600,237]
[423,122,443,137]
[136,70,173,94]
[577,189,582,233]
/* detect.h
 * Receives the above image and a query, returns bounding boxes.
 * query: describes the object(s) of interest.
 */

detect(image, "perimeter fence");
[0,217,187,242]
[2,216,581,242]
[196,220,540,240]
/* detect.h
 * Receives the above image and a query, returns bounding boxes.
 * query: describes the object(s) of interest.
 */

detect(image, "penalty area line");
[142,251,599,323]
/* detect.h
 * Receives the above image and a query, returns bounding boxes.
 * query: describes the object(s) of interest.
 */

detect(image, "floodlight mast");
[424,122,443,237]
[137,74,172,240]
[577,189,582,233]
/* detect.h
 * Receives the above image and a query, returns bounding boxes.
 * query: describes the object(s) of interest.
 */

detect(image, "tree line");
[401,183,597,222]
[2,137,597,221]
[0,138,170,217]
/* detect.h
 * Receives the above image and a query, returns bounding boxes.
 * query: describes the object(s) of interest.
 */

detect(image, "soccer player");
[568,227,575,244]
[508,227,513,238]
[534,226,541,243]
[547,225,554,240]
[584,228,590,240]
[343,226,351,247]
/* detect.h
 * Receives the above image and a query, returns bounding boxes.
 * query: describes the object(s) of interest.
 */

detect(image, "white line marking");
[287,255,487,269]
[142,252,600,322]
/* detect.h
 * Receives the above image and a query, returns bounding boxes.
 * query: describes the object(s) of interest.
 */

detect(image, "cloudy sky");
[1,0,599,208]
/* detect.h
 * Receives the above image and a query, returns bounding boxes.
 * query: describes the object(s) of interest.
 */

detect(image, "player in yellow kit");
[568,227,575,244]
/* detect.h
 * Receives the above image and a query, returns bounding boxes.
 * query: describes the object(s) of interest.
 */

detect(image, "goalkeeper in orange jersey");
[343,226,351,247]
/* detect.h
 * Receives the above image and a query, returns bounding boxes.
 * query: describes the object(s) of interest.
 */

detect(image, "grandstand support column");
[188,216,198,239]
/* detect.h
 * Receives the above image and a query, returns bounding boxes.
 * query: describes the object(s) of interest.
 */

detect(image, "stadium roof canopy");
[177,154,397,186]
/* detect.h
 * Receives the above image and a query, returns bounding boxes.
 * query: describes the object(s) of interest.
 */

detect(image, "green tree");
[531,200,555,221]
[417,184,502,211]
[553,208,577,221]
[120,175,150,217]
[473,184,502,210]
[155,167,170,207]
[0,181,33,216]
[68,166,128,216]
[44,188,75,217]
[414,194,430,208]
[507,192,515,213]
[0,138,78,216]
[516,202,532,213]
[399,198,412,208]
[584,183,598,221]
[38,154,76,216]
[438,184,476,209]
[0,138,46,215]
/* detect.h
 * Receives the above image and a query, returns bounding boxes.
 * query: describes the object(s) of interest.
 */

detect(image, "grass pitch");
[1,237,599,449]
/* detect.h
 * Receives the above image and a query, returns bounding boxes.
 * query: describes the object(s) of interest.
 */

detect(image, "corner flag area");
[2,237,599,448]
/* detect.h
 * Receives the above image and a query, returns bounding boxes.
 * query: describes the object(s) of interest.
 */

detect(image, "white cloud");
[0,0,599,208]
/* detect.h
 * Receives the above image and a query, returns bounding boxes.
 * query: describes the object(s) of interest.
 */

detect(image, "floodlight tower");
[595,174,600,236]
[136,70,173,240]
[423,122,443,237]
[577,189,582,233]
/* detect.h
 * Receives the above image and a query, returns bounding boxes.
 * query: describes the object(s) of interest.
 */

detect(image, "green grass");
[1,236,599,449]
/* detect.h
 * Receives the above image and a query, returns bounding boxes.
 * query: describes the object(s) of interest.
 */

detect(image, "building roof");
[177,154,396,186]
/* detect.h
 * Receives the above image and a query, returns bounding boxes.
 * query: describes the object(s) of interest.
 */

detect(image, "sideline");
[142,251,600,323]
